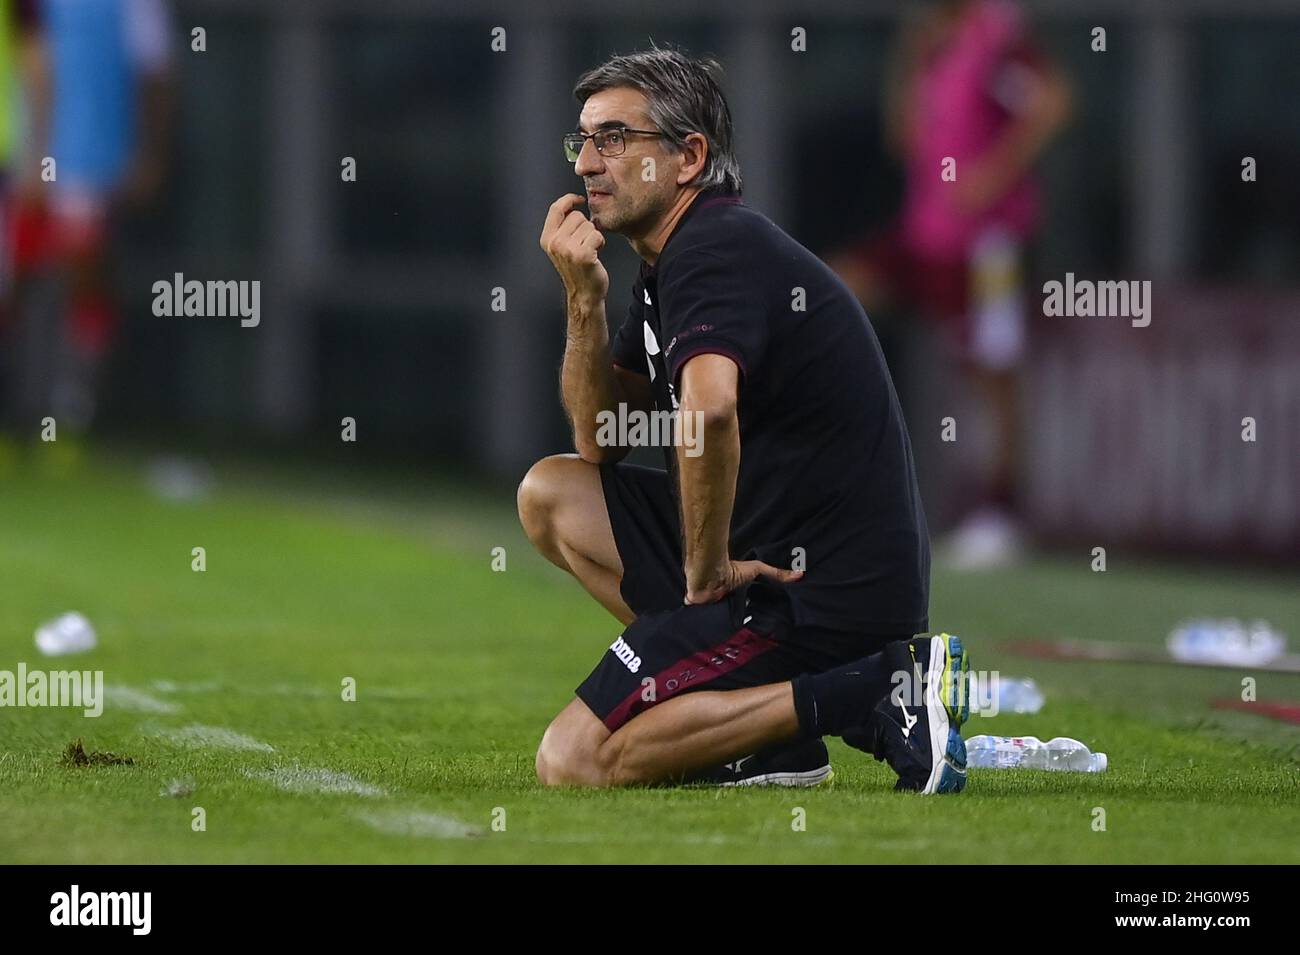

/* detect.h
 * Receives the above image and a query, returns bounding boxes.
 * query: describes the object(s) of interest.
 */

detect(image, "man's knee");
[516,453,581,553]
[535,702,622,787]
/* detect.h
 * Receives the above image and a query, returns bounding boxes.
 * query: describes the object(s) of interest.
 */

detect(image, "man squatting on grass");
[520,47,971,793]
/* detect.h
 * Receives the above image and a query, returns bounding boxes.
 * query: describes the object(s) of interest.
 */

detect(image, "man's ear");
[676,132,710,186]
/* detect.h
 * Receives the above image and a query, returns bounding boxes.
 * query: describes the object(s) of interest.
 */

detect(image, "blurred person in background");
[0,0,46,473]
[828,0,1071,569]
[3,0,173,472]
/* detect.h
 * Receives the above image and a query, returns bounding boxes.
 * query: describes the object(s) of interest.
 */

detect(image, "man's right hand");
[540,194,609,306]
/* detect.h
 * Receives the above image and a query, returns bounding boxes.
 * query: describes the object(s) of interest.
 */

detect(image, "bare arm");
[955,53,1073,214]
[16,23,51,203]
[117,69,176,206]
[883,14,929,162]
[676,355,801,605]
[678,355,741,597]
[559,294,651,463]
[541,193,650,463]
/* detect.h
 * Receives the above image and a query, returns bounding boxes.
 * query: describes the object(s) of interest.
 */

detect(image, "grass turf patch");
[0,453,1296,863]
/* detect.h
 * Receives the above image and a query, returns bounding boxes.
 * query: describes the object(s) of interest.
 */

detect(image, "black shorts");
[576,462,905,732]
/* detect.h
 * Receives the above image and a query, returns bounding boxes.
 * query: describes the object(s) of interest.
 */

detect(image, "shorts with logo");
[575,462,905,732]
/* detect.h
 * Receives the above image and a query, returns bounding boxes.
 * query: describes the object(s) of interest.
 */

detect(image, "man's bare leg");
[521,454,825,788]
[536,683,800,787]
[517,452,634,625]
[973,366,1020,508]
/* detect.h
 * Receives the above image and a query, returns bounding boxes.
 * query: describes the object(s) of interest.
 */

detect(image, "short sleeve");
[655,242,769,391]
[610,274,648,376]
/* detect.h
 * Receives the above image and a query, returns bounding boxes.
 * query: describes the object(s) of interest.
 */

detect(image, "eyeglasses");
[563,126,664,162]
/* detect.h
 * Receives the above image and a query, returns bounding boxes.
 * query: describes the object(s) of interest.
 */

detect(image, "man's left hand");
[684,560,803,606]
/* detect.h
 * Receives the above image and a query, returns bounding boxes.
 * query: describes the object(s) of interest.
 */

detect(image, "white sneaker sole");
[921,634,969,795]
[721,765,835,788]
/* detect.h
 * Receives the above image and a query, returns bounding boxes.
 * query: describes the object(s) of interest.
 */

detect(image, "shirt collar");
[645,184,743,276]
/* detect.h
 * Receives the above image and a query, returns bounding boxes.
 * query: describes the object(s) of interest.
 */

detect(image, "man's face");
[574,87,674,234]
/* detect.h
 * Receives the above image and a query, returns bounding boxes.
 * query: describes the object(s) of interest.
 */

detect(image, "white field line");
[150,680,222,694]
[354,808,481,839]
[353,816,840,848]
[105,685,182,715]
[160,779,196,798]
[512,832,847,848]
[150,723,275,752]
[244,764,386,797]
[150,680,423,701]
[134,712,838,851]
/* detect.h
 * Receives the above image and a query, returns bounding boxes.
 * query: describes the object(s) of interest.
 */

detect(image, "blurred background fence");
[33,0,1300,557]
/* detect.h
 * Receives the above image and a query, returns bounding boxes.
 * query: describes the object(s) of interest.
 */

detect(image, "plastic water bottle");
[1169,618,1217,661]
[1168,618,1285,666]
[967,735,1107,772]
[994,677,1044,714]
[34,612,98,656]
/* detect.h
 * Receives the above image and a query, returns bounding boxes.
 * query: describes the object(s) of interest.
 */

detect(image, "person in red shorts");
[4,0,173,469]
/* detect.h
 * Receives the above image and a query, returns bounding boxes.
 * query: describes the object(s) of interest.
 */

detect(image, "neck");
[629,186,705,266]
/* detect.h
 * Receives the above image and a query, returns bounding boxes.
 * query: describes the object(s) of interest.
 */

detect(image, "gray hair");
[573,45,743,195]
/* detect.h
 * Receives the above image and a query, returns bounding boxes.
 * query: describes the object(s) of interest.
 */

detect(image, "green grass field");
[1,451,1297,863]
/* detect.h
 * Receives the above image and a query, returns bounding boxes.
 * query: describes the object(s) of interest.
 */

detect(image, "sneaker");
[696,737,834,788]
[846,634,970,794]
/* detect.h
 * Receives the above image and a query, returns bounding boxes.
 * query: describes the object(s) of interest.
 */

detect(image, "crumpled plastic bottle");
[1167,618,1284,666]
[967,735,1107,772]
[34,612,98,656]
